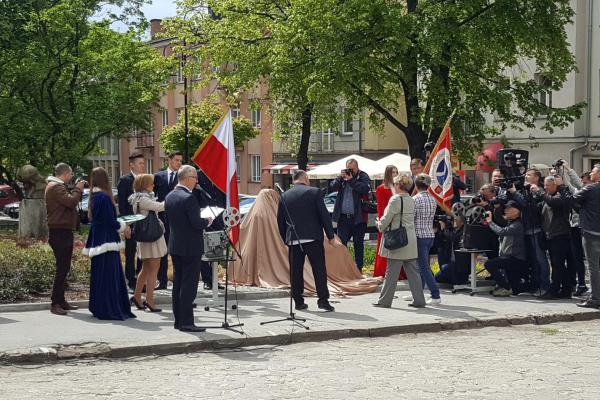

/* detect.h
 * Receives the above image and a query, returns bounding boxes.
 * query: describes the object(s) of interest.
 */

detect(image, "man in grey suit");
[165,165,213,332]
[277,170,339,312]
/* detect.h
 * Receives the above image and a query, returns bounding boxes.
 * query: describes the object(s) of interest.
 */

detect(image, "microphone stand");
[261,185,309,330]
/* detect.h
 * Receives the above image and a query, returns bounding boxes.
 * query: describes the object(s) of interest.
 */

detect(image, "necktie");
[168,172,173,187]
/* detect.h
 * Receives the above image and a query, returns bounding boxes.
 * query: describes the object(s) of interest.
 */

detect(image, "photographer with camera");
[531,175,573,299]
[45,163,86,316]
[484,201,528,296]
[329,158,372,271]
[511,168,551,294]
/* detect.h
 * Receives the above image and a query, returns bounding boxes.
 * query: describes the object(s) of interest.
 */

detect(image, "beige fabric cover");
[229,189,382,296]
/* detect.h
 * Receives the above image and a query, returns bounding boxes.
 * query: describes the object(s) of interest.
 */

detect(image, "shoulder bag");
[383,197,408,250]
[131,200,164,243]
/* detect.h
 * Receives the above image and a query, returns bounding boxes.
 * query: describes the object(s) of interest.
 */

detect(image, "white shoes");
[426,297,442,305]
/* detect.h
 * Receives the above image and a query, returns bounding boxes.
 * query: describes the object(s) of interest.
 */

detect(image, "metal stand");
[260,188,309,330]
[452,249,494,296]
[203,262,225,311]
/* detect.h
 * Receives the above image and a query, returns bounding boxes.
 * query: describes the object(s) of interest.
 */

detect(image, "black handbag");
[383,197,409,250]
[131,210,163,243]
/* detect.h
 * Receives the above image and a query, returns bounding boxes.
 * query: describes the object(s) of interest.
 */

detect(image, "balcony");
[133,133,154,148]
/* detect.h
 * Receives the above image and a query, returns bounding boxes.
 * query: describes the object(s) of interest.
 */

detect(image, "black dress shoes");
[318,302,335,312]
[295,303,308,310]
[178,325,206,332]
[203,283,212,290]
[576,299,600,309]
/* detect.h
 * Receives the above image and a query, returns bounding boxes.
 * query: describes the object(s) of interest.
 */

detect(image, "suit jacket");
[154,169,178,203]
[165,186,210,256]
[277,183,335,245]
[117,172,134,216]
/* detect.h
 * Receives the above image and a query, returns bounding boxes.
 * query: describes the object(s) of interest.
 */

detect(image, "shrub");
[0,239,90,302]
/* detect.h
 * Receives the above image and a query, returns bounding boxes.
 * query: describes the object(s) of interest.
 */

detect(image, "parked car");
[0,185,19,209]
[3,201,19,219]
[79,188,119,224]
[323,191,378,234]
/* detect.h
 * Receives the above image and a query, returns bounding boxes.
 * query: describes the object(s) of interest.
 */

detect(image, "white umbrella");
[371,153,412,179]
[307,154,379,179]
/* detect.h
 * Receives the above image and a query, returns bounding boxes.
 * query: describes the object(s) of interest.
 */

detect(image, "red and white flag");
[423,117,454,213]
[192,109,240,244]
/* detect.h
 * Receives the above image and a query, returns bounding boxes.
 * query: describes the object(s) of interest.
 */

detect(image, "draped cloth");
[229,189,382,296]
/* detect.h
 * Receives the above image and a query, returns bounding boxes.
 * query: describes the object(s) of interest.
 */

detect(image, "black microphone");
[195,184,213,200]
[274,183,285,194]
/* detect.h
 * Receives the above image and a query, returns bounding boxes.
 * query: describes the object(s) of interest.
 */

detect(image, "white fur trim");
[82,241,125,258]
[118,220,127,233]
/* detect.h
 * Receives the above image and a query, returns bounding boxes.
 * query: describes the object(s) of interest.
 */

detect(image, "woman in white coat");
[128,174,167,312]
[373,174,426,308]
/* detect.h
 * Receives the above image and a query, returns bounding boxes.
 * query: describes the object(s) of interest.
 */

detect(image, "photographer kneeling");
[484,201,528,297]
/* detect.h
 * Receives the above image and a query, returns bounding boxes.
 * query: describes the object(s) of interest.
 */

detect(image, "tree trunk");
[296,104,313,171]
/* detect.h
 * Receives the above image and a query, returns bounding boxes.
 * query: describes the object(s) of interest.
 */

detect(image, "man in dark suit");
[165,165,213,332]
[278,170,338,312]
[117,151,145,290]
[153,151,183,290]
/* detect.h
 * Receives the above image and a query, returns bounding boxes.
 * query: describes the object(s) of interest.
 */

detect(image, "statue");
[16,165,48,239]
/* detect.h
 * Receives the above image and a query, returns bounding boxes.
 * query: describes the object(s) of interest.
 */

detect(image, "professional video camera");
[496,149,529,190]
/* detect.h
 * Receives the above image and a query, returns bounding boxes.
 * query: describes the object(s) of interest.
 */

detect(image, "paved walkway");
[2,283,599,364]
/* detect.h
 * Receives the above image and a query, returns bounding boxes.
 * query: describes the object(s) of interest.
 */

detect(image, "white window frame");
[162,109,168,128]
[321,128,333,152]
[342,114,354,136]
[251,108,261,128]
[176,61,185,83]
[250,155,261,182]
[535,73,552,109]
[146,159,153,174]
[232,107,241,118]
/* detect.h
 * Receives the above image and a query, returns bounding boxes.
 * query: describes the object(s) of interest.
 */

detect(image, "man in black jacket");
[532,176,573,299]
[328,158,371,271]
[278,170,339,312]
[153,151,183,290]
[573,164,600,308]
[165,165,213,332]
[117,151,145,290]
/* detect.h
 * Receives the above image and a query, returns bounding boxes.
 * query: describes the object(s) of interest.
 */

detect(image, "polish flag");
[192,109,240,244]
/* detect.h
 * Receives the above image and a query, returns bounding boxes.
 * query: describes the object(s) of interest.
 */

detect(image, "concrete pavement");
[1,284,599,364]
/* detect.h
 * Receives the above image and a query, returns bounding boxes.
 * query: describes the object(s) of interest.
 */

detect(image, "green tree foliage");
[0,0,170,182]
[158,99,258,155]
[169,0,584,164]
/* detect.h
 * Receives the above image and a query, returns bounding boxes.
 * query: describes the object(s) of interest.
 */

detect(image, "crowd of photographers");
[433,157,600,309]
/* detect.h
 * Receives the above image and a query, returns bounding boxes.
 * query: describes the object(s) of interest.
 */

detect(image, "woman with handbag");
[373,174,426,308]
[374,165,406,280]
[83,167,136,320]
[128,174,167,312]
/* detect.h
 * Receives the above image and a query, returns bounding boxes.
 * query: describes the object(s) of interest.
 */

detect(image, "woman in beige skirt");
[128,174,167,312]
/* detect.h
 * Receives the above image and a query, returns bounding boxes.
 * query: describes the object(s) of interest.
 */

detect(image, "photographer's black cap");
[505,200,521,211]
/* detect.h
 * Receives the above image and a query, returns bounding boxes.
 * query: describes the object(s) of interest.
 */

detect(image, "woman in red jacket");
[374,165,402,277]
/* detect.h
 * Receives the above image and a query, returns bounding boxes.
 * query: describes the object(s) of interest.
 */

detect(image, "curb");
[3,309,600,365]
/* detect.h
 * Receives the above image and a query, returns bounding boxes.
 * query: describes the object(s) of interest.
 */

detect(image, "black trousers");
[568,227,586,287]
[124,238,142,288]
[548,234,572,293]
[157,215,170,286]
[289,241,330,305]
[49,229,74,306]
[171,255,202,328]
[485,256,528,291]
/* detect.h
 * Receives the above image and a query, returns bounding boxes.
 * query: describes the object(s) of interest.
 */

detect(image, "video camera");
[496,149,529,190]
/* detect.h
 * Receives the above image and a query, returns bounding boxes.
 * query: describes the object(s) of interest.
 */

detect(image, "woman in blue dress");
[83,167,136,320]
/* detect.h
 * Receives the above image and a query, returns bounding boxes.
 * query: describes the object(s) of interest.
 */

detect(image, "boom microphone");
[274,183,285,194]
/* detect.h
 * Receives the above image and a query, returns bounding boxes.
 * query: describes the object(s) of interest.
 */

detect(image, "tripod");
[261,187,309,330]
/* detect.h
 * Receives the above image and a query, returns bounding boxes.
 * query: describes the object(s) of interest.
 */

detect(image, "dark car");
[0,185,19,209]
[79,188,119,224]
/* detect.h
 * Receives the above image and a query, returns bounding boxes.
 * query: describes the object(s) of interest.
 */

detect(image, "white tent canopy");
[371,153,412,179]
[307,154,379,179]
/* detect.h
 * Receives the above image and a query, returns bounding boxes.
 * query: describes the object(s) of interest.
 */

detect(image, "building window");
[146,158,153,174]
[250,155,261,182]
[535,73,552,108]
[175,108,184,123]
[251,108,261,128]
[176,61,185,83]
[235,154,241,182]
[162,109,168,128]
[232,107,241,118]
[322,129,333,152]
[342,114,354,135]
[131,125,139,136]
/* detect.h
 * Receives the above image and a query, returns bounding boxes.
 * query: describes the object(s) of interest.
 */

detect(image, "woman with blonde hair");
[83,167,135,320]
[373,173,426,308]
[128,173,167,312]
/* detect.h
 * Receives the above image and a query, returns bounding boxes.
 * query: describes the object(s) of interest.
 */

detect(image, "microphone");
[274,183,285,194]
[195,184,213,200]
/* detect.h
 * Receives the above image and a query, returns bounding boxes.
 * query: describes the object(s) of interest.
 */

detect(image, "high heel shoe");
[130,296,145,310]
[143,301,162,312]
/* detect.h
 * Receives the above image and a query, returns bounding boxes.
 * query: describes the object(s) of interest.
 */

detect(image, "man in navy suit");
[277,170,338,312]
[165,165,213,332]
[117,151,145,290]
[153,151,183,290]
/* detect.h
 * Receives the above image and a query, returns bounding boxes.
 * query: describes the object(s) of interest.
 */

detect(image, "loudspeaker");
[463,224,496,251]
